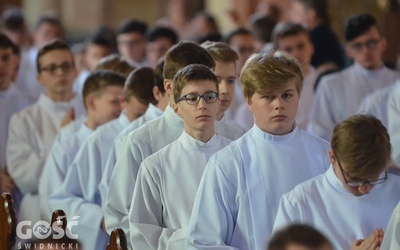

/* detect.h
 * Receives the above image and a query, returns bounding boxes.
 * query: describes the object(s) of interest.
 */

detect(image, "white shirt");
[104,105,244,242]
[99,103,163,208]
[186,125,331,250]
[296,66,318,130]
[388,81,400,167]
[47,112,129,250]
[129,132,231,250]
[308,63,400,141]
[0,84,30,168]
[6,93,84,222]
[224,79,254,131]
[273,166,400,250]
[381,201,400,249]
[358,85,394,129]
[39,123,93,221]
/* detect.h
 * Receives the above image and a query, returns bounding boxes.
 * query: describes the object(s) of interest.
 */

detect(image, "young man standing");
[309,13,400,141]
[186,52,331,249]
[273,114,400,250]
[129,64,232,249]
[6,39,85,222]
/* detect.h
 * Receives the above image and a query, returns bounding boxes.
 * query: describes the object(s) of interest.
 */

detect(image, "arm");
[104,134,150,241]
[129,163,186,250]
[272,194,303,232]
[186,159,239,250]
[6,114,50,193]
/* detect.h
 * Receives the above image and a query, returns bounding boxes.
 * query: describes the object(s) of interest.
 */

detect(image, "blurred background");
[1,0,399,67]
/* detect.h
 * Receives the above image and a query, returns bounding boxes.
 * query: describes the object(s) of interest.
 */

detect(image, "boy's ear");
[172,102,182,118]
[164,79,173,95]
[85,93,96,110]
[245,96,253,112]
[153,86,162,102]
[119,95,127,109]
[329,150,336,165]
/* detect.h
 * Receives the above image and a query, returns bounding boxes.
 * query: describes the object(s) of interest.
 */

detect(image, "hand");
[351,228,384,250]
[60,108,75,127]
[0,167,16,193]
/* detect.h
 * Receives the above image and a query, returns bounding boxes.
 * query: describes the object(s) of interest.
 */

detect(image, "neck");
[185,126,215,143]
[85,119,98,130]
[216,111,224,121]
[302,65,310,76]
[47,91,74,102]
[156,101,168,112]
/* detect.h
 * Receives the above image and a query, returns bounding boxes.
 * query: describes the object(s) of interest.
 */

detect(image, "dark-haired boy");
[309,13,400,141]
[145,26,178,68]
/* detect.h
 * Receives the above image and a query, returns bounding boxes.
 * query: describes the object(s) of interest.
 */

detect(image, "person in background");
[116,19,148,68]
[272,22,316,130]
[145,26,178,69]
[308,13,400,142]
[6,39,85,223]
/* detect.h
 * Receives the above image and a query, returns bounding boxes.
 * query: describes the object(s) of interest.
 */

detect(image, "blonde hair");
[95,54,135,78]
[240,51,303,100]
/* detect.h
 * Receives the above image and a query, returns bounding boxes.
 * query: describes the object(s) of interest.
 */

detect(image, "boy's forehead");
[39,49,73,64]
[183,80,217,90]
[256,80,298,95]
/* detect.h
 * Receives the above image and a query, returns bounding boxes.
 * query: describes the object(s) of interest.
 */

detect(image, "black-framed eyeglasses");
[176,92,219,105]
[350,39,380,53]
[337,159,387,187]
[39,62,73,75]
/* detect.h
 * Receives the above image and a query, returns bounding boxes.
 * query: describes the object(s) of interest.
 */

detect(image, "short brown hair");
[124,67,156,104]
[82,70,125,109]
[154,57,166,94]
[331,114,391,179]
[201,41,238,64]
[272,22,311,50]
[240,51,303,100]
[95,54,135,77]
[173,64,218,103]
[163,41,215,81]
[268,224,332,250]
[36,38,74,73]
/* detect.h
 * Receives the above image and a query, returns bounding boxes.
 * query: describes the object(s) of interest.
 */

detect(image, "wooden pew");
[51,209,67,231]
[0,193,17,250]
[106,228,128,250]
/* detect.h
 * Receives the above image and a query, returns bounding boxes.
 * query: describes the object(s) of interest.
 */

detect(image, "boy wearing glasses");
[129,64,231,249]
[309,13,400,142]
[6,39,85,223]
[186,52,330,250]
[273,114,400,250]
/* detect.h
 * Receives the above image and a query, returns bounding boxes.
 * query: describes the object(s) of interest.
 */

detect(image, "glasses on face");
[337,159,387,187]
[176,92,219,105]
[350,39,380,53]
[40,62,73,75]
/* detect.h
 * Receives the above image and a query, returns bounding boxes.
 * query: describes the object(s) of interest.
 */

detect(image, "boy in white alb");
[99,59,168,207]
[6,39,84,223]
[129,64,231,249]
[48,67,154,250]
[39,70,126,220]
[273,114,400,250]
[186,52,331,250]
[104,41,244,243]
[381,201,400,249]
[308,13,400,141]
[272,22,317,130]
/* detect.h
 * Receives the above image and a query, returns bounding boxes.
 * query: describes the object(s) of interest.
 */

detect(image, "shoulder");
[298,128,330,147]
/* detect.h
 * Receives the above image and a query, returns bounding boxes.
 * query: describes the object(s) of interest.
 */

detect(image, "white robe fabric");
[54,116,87,145]
[358,85,394,129]
[6,93,84,222]
[104,104,245,243]
[99,103,163,208]
[381,201,400,249]
[224,79,254,131]
[186,125,331,250]
[273,166,400,250]
[0,84,30,168]
[39,123,93,221]
[296,66,318,130]
[129,132,231,250]
[388,81,400,167]
[48,112,129,250]
[308,63,400,141]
